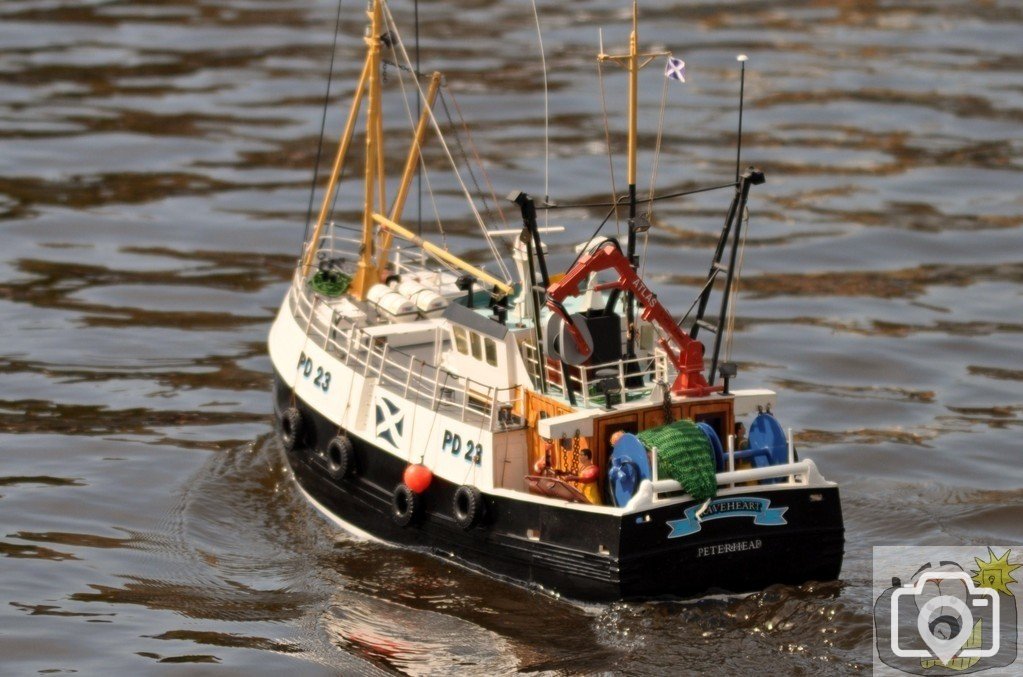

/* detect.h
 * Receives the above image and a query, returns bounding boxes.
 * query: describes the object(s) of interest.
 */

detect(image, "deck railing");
[623,460,830,512]
[518,340,672,408]
[288,271,523,432]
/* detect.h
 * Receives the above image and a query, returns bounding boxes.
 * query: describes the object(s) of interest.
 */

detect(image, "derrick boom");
[545,240,715,396]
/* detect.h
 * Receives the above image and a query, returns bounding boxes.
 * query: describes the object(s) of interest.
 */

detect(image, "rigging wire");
[380,0,512,283]
[403,360,427,464]
[536,181,736,210]
[640,72,670,278]
[438,90,494,224]
[647,75,670,208]
[596,37,621,237]
[303,0,345,249]
[422,163,449,249]
[383,34,447,250]
[564,200,624,273]
[441,88,508,228]
[529,0,551,228]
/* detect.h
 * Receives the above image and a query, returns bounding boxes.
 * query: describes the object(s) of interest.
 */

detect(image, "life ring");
[324,436,354,479]
[391,483,420,527]
[279,407,304,452]
[452,485,484,530]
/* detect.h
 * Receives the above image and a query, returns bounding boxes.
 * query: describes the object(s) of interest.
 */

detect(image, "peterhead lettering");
[666,497,788,539]
[697,539,762,558]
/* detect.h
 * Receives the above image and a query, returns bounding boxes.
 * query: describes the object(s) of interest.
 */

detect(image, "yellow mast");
[598,2,667,356]
[300,59,371,277]
[348,0,385,300]
[303,1,506,300]
[376,71,443,273]
[599,2,665,189]
[627,1,638,187]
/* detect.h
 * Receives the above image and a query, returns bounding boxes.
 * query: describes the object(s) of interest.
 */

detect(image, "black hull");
[273,371,844,602]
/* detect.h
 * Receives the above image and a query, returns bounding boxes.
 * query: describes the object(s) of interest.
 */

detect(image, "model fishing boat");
[268,0,844,601]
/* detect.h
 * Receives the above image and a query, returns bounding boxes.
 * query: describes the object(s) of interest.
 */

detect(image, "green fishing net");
[638,419,718,501]
[309,270,351,297]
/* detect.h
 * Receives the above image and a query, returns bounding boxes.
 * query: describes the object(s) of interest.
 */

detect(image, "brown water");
[2,0,1021,674]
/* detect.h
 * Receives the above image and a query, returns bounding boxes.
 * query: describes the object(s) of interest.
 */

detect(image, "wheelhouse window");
[470,331,483,360]
[453,326,468,354]
[451,323,500,367]
[484,337,498,366]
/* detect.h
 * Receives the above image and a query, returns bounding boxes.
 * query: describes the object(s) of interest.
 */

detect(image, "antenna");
[735,54,748,183]
[596,3,668,361]
[529,0,550,226]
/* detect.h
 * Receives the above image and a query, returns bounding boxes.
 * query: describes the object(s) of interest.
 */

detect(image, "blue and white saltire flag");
[664,56,686,83]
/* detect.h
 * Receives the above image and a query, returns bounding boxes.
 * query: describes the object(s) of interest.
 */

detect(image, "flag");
[664,57,686,83]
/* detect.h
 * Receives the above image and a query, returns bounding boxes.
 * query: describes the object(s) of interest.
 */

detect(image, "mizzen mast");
[598,1,668,358]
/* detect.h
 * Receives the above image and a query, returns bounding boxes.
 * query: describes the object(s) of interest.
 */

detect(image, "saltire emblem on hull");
[375,396,404,448]
[666,497,787,538]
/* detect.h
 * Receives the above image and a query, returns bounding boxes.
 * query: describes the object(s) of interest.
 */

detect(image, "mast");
[301,0,385,293]
[302,1,513,301]
[626,2,639,202]
[349,0,386,300]
[598,2,667,359]
[625,2,639,360]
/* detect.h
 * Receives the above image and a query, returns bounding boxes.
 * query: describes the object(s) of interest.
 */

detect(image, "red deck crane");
[545,239,718,397]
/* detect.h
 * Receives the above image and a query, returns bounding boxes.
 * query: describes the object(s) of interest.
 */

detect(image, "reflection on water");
[1,0,1020,673]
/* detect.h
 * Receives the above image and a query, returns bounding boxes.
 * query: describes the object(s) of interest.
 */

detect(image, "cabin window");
[484,337,498,366]
[453,326,468,354]
[470,331,483,360]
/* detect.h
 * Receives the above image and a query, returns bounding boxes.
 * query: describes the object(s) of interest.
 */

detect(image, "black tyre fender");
[324,435,354,479]
[279,407,304,452]
[452,485,485,530]
[391,483,420,527]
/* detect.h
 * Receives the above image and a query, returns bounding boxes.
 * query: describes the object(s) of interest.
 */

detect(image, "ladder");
[683,167,765,385]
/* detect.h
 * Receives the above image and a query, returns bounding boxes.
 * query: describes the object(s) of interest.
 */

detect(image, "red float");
[403,463,433,494]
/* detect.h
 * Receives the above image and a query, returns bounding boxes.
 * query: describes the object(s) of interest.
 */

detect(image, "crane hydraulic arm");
[545,239,717,397]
